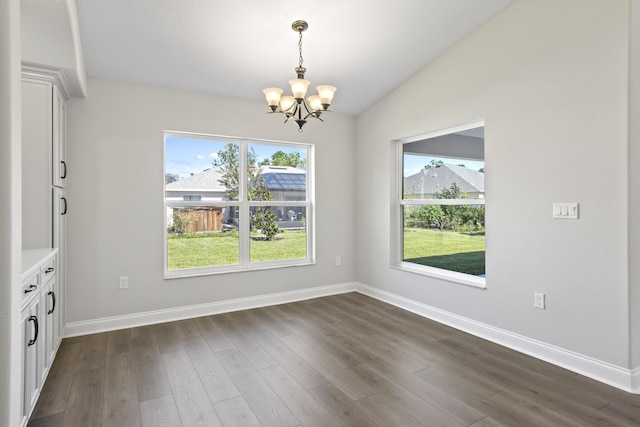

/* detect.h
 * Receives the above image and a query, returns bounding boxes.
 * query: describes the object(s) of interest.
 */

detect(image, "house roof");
[166,165,306,192]
[404,163,484,197]
[260,166,306,191]
[165,168,227,192]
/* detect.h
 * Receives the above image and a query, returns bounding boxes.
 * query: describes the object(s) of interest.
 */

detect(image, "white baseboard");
[65,282,358,337]
[355,282,639,394]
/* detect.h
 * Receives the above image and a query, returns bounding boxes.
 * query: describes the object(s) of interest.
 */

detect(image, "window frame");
[392,120,486,289]
[164,131,315,278]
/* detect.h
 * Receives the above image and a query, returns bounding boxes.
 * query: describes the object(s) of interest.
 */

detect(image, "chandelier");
[263,20,336,132]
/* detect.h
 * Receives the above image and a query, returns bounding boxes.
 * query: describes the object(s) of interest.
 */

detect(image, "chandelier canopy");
[263,20,336,132]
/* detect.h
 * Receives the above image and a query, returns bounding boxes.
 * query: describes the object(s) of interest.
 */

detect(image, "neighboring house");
[259,165,307,223]
[166,165,307,232]
[403,163,484,199]
[165,168,229,232]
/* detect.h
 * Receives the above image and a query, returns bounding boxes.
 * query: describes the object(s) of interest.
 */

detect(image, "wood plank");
[151,322,185,354]
[215,312,279,370]
[74,333,108,372]
[131,325,173,402]
[193,315,235,352]
[31,343,82,418]
[359,360,486,425]
[247,328,328,390]
[102,351,142,427]
[161,350,222,426]
[140,395,181,427]
[247,307,296,338]
[214,396,262,427]
[105,328,133,356]
[350,363,465,427]
[181,336,241,404]
[216,348,300,427]
[280,334,376,400]
[62,367,105,427]
[27,412,64,427]
[259,365,339,427]
[307,383,380,427]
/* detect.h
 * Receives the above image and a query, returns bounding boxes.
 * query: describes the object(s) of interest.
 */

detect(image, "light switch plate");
[553,202,578,219]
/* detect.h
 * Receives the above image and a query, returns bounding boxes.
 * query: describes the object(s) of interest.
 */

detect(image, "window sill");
[392,262,486,289]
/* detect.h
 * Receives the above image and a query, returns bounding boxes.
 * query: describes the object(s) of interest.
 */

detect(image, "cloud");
[208,152,219,159]
[196,154,205,160]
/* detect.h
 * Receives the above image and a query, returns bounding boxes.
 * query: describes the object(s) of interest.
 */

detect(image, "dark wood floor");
[28,292,640,426]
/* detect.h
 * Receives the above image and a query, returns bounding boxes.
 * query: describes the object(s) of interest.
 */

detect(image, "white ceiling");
[76,0,513,116]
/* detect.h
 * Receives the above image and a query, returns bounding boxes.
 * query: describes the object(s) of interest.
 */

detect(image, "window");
[164,132,313,277]
[394,121,485,287]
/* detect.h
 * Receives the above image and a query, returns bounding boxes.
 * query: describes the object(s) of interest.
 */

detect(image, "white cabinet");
[20,249,57,427]
[21,69,68,427]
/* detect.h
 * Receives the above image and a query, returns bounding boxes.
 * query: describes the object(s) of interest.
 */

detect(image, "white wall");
[66,78,356,324]
[0,0,22,424]
[356,0,631,368]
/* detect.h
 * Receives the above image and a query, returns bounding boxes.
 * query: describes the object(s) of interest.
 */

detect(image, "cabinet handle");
[45,267,54,274]
[61,197,67,215]
[24,284,37,294]
[47,291,56,315]
[61,160,67,179]
[27,316,39,346]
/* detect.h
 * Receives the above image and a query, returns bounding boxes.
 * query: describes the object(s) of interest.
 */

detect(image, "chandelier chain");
[298,30,304,68]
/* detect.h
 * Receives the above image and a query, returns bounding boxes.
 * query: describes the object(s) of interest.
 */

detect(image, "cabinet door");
[42,277,59,368]
[21,295,42,423]
[22,79,53,249]
[52,85,67,188]
[52,187,66,338]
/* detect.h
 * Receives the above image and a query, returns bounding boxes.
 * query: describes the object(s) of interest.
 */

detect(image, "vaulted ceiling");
[34,0,515,116]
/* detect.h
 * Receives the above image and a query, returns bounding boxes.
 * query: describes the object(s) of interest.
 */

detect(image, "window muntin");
[396,122,486,287]
[164,132,313,277]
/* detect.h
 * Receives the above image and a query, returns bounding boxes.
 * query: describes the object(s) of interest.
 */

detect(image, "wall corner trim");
[355,282,639,394]
[65,282,358,337]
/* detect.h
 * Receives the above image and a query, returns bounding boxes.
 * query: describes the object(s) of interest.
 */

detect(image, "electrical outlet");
[119,276,128,290]
[336,256,342,266]
[534,292,545,309]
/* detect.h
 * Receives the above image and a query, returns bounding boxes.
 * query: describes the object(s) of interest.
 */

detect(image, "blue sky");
[165,135,306,179]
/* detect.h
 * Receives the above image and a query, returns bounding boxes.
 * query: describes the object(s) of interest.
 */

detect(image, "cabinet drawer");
[40,257,56,284]
[21,271,39,304]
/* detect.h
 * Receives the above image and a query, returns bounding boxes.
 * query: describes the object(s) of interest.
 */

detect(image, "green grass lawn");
[167,230,307,270]
[403,227,485,275]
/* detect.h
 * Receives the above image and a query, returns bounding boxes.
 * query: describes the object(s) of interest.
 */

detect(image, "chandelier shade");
[263,20,336,131]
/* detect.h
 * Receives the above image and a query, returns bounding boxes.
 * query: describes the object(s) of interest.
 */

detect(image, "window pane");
[248,143,307,202]
[402,205,485,276]
[249,205,307,262]
[166,206,239,270]
[165,136,240,202]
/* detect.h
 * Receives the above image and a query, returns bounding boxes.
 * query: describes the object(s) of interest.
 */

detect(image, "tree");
[433,183,484,231]
[165,173,180,184]
[260,150,305,168]
[424,159,443,170]
[249,181,279,240]
[478,167,485,173]
[213,144,260,200]
[409,205,443,228]
[214,143,279,239]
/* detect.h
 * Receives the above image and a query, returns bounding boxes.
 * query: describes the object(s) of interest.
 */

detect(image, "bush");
[172,209,199,234]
